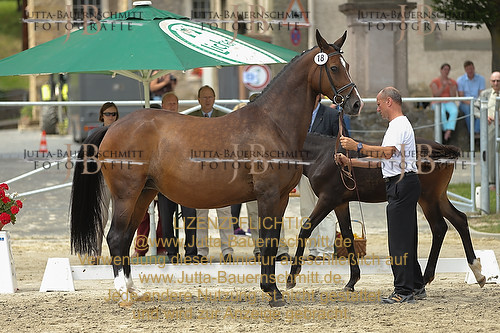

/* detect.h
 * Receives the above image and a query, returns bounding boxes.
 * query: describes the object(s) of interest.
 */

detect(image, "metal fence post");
[148,201,157,255]
[469,99,476,211]
[496,98,499,213]
[480,97,490,214]
[434,103,441,143]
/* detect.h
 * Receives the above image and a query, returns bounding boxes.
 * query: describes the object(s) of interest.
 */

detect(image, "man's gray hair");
[379,87,402,105]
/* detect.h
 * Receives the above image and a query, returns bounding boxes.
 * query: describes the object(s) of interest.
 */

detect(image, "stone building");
[24,0,493,144]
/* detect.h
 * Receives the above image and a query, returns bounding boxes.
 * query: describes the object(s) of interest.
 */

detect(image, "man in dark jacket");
[301,94,349,260]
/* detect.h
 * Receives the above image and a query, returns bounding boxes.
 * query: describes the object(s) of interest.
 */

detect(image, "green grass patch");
[448,183,499,233]
[0,1,28,91]
[469,214,500,233]
[447,183,497,213]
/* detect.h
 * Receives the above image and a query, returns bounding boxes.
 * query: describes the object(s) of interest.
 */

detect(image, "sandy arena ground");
[1,229,500,333]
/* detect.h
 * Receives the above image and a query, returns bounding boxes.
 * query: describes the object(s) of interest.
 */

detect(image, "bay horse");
[70,30,362,307]
[286,133,486,291]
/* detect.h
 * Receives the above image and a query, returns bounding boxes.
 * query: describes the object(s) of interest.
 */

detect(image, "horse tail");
[417,138,460,160]
[70,126,109,256]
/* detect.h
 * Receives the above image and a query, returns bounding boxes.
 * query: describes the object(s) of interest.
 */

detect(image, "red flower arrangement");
[0,183,22,227]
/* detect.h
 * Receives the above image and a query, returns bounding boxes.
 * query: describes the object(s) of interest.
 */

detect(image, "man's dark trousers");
[385,173,425,295]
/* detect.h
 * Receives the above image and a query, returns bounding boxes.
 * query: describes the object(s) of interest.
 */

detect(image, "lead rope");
[335,109,366,239]
[335,108,356,190]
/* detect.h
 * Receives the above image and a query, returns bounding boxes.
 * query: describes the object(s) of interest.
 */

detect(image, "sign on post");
[242,65,271,91]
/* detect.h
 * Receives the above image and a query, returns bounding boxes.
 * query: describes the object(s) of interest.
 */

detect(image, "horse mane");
[251,47,317,105]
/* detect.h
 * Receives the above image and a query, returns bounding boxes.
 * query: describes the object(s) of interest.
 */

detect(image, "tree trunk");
[487,22,500,71]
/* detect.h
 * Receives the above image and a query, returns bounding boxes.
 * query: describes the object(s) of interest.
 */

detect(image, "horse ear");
[333,31,348,50]
[315,29,329,51]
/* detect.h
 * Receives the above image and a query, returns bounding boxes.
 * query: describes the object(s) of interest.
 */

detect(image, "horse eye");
[330,66,338,72]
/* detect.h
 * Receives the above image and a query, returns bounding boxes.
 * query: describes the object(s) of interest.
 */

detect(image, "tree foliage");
[432,0,500,70]
[432,0,500,28]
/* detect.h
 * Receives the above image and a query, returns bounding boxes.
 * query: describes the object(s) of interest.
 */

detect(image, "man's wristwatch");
[356,142,363,153]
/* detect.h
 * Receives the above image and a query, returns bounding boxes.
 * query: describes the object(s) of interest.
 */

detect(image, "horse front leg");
[334,202,360,291]
[258,191,289,307]
[287,196,336,289]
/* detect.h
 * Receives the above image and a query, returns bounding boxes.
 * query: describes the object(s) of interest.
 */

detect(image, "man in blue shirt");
[457,60,485,135]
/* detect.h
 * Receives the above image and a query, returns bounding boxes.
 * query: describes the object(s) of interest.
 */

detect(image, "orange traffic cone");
[39,130,48,153]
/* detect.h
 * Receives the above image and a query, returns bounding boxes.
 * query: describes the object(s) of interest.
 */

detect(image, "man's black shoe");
[381,292,415,304]
[413,287,427,300]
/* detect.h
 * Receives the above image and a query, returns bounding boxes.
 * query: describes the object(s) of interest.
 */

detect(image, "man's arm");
[339,136,395,159]
[334,153,381,169]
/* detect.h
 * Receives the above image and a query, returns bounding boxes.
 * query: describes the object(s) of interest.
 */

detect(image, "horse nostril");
[353,101,360,111]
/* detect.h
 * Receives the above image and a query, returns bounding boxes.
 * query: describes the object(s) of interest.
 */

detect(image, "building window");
[73,0,102,21]
[192,0,210,20]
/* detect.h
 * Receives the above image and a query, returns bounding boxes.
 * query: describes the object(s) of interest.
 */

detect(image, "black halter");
[318,49,357,106]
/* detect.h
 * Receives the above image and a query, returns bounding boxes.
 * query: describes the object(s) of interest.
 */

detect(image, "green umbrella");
[0,2,298,106]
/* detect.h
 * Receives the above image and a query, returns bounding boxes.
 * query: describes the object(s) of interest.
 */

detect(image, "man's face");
[465,64,475,77]
[490,72,500,93]
[198,87,215,113]
[376,93,390,120]
[162,95,178,112]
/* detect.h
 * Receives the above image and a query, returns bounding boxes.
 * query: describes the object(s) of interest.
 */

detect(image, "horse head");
[310,30,362,116]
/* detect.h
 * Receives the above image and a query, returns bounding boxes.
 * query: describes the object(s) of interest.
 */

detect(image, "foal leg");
[287,196,336,290]
[334,202,360,291]
[440,198,486,287]
[419,199,448,285]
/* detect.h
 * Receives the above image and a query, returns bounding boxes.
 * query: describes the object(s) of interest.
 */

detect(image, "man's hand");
[339,136,357,151]
[334,153,349,167]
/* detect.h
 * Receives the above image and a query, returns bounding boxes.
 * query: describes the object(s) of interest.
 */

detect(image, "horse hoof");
[343,285,355,292]
[269,298,286,307]
[118,300,134,308]
[478,275,486,288]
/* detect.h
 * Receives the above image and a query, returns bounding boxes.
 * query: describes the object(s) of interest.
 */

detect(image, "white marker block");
[0,231,18,293]
[39,258,75,292]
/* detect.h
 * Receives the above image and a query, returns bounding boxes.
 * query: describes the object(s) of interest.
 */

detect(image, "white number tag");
[314,52,328,65]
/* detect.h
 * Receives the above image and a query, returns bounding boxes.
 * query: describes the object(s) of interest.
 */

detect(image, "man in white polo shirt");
[335,87,425,304]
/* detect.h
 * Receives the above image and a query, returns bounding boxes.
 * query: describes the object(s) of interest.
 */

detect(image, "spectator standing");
[191,85,234,262]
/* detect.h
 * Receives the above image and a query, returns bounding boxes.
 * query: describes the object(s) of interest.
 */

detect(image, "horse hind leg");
[440,198,486,287]
[334,202,360,292]
[107,188,158,305]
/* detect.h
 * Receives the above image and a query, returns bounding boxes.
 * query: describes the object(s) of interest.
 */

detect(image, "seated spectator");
[457,60,486,136]
[430,63,458,143]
